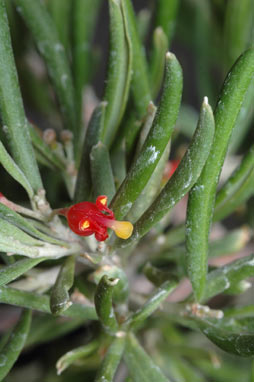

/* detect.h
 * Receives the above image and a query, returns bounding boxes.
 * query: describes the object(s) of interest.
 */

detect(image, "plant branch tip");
[204,96,209,105]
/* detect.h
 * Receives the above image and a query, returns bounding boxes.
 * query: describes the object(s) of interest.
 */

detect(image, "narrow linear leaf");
[110,52,183,220]
[92,265,129,304]
[192,0,214,104]
[0,237,81,259]
[0,309,32,381]
[14,0,78,146]
[90,142,116,203]
[186,48,254,301]
[0,141,34,198]
[50,255,75,315]
[127,280,177,329]
[127,142,170,223]
[229,77,254,153]
[47,0,71,52]
[214,167,254,221]
[73,0,102,120]
[198,317,254,357]
[0,286,97,319]
[209,227,250,258]
[121,0,151,117]
[0,257,46,286]
[214,145,254,215]
[110,142,126,190]
[0,202,68,246]
[223,0,253,68]
[224,305,254,319]
[149,27,168,98]
[57,339,99,375]
[94,275,119,334]
[101,0,131,147]
[0,219,42,246]
[154,0,179,46]
[120,97,214,248]
[143,262,177,287]
[202,253,254,302]
[74,102,106,202]
[137,9,151,42]
[95,336,125,382]
[0,0,42,192]
[124,333,171,382]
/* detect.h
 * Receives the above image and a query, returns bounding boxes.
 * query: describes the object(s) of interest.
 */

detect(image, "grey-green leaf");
[110,52,183,220]
[127,280,177,329]
[101,0,131,147]
[121,97,214,248]
[0,141,34,198]
[0,257,46,286]
[50,255,76,315]
[186,48,254,301]
[124,333,171,382]
[0,0,42,192]
[90,142,116,203]
[0,286,97,319]
[0,309,32,380]
[95,336,125,382]
[14,0,78,149]
[202,253,254,302]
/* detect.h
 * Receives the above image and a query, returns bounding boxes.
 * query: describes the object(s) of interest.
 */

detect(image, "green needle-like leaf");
[121,0,151,117]
[0,0,42,192]
[149,27,168,98]
[50,255,76,315]
[214,167,254,221]
[186,48,254,301]
[120,97,214,248]
[95,336,125,382]
[94,275,119,334]
[154,0,179,46]
[202,253,254,302]
[74,102,106,202]
[47,0,71,53]
[0,202,67,246]
[57,339,99,375]
[0,286,97,319]
[13,0,78,148]
[127,280,177,329]
[72,0,102,121]
[208,227,250,258]
[92,266,129,304]
[101,0,131,147]
[223,0,253,69]
[0,219,42,246]
[0,309,32,381]
[124,333,171,382]
[0,257,46,286]
[0,141,34,198]
[110,52,183,220]
[198,317,254,357]
[90,142,116,203]
[215,145,254,215]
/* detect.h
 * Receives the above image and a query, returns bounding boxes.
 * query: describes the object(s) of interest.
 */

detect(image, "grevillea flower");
[59,195,133,242]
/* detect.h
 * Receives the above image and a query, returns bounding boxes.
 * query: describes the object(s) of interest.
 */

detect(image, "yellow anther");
[100,197,107,205]
[81,220,90,230]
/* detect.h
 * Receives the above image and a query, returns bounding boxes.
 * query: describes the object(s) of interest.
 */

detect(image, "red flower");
[60,195,133,242]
